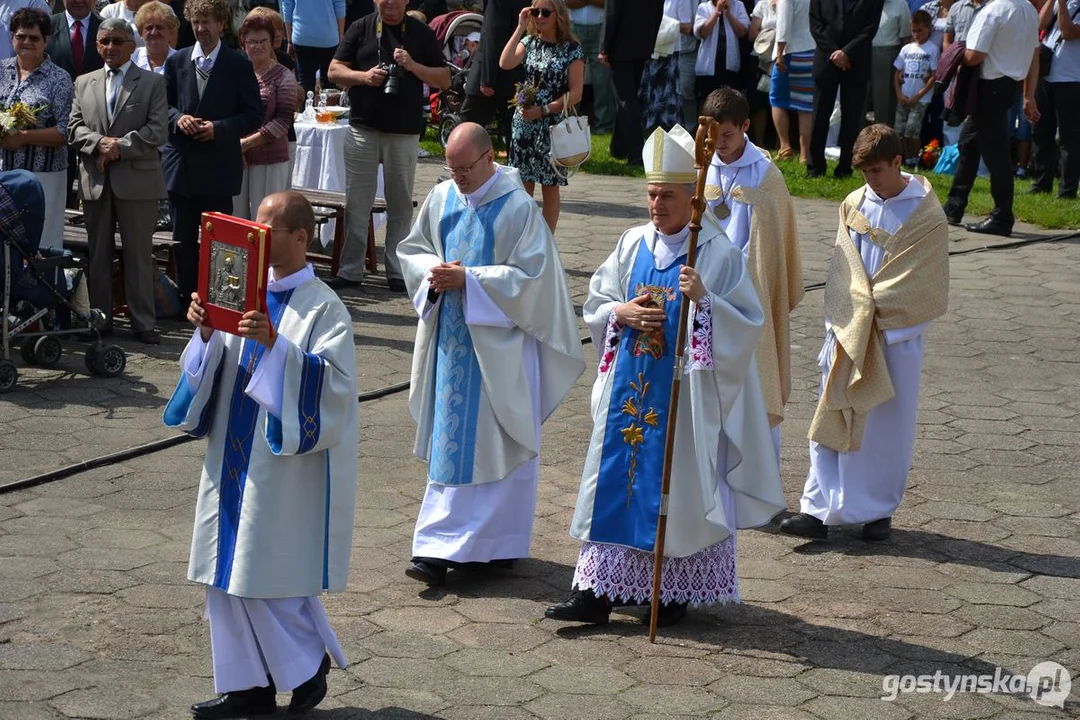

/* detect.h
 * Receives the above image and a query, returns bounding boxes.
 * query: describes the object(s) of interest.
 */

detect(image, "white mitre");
[643,124,697,185]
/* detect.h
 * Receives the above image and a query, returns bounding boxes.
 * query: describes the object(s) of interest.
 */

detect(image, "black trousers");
[459,91,513,151]
[294,44,337,93]
[1032,80,1080,198]
[609,59,648,163]
[945,77,1020,221]
[169,192,234,304]
[808,62,869,175]
[66,147,79,209]
[695,70,744,107]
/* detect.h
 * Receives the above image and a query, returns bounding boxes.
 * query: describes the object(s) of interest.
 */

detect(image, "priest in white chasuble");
[701,89,804,463]
[544,125,786,629]
[163,192,358,720]
[397,122,585,588]
[780,124,949,544]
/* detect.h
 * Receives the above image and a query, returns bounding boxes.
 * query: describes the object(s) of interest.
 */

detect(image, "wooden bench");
[297,188,418,278]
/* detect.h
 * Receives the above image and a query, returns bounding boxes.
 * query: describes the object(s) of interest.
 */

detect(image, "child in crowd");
[893,11,939,166]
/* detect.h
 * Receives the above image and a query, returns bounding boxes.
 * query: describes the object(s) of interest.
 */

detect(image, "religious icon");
[208,246,248,312]
[196,213,271,335]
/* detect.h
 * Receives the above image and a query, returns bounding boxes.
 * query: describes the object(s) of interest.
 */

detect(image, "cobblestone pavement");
[0,162,1077,719]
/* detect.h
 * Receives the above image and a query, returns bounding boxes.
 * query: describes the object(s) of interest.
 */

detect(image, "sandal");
[775,148,795,161]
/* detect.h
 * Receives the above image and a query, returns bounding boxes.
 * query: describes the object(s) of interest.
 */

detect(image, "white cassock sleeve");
[264,301,358,456]
[163,330,227,436]
[464,272,514,328]
[244,335,288,419]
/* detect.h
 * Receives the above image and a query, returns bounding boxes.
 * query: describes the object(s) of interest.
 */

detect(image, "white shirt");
[66,10,91,52]
[695,0,751,75]
[0,0,49,61]
[104,59,131,120]
[1045,0,1080,83]
[874,0,912,47]
[894,40,939,103]
[569,5,604,25]
[706,137,771,253]
[965,0,1039,80]
[459,166,502,208]
[665,0,698,53]
[99,2,144,47]
[191,38,223,69]
[132,45,177,75]
[776,0,816,55]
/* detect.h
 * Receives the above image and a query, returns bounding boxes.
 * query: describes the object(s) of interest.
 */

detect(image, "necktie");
[714,12,728,73]
[72,20,84,75]
[106,68,120,119]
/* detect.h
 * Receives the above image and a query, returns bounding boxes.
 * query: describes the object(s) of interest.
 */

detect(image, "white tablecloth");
[292,119,384,246]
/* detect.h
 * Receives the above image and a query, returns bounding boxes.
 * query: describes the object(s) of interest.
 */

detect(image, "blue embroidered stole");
[429,190,509,485]
[591,243,685,552]
[213,289,292,589]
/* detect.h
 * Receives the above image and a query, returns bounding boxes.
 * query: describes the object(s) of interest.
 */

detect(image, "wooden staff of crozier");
[648,117,719,643]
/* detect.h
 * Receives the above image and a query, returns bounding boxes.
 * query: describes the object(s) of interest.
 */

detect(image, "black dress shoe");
[487,558,515,570]
[326,276,363,291]
[544,589,612,625]
[289,654,330,714]
[133,329,161,344]
[964,217,1012,237]
[387,277,407,293]
[862,517,892,541]
[778,512,828,540]
[1028,185,1050,195]
[806,168,824,178]
[191,685,276,719]
[640,601,688,628]
[405,558,447,586]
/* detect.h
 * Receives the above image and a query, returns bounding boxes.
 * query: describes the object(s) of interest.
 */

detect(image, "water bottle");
[301,90,316,122]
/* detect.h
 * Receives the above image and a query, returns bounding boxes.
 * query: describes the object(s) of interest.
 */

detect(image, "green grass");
[421,132,1080,230]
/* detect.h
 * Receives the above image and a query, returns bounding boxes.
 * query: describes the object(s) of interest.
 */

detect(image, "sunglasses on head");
[530,8,553,17]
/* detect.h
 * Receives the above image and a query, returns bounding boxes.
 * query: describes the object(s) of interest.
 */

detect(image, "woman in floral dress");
[499,0,584,232]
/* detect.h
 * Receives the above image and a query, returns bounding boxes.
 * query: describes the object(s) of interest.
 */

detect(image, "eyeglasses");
[442,150,490,176]
[529,8,553,17]
[141,24,169,33]
[97,37,130,46]
[12,33,43,43]
[244,38,272,48]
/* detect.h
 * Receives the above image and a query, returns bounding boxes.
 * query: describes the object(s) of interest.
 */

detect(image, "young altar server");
[544,124,786,628]
[701,88,804,462]
[397,122,586,587]
[780,124,949,542]
[163,192,359,719]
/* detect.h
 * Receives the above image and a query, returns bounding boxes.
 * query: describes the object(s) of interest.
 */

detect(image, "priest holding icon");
[163,191,359,719]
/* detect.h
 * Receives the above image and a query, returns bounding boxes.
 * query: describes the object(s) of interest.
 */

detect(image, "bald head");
[444,122,496,195]
[446,122,493,156]
[257,191,315,273]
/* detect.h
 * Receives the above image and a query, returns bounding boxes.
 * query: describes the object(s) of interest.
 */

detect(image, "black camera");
[380,62,404,96]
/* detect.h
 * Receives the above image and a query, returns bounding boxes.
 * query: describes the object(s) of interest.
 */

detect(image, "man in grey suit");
[69,17,169,344]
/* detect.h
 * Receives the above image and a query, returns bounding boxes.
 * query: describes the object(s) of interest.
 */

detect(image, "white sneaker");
[418,148,430,158]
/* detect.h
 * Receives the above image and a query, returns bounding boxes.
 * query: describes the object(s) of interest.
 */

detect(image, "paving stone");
[708,675,818,705]
[952,605,1052,631]
[0,643,90,671]
[47,687,163,719]
[367,606,466,635]
[620,684,724,714]
[360,631,462,659]
[802,695,914,719]
[525,692,633,720]
[943,583,1042,607]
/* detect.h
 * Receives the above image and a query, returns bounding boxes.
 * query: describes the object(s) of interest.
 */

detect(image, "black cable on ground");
[3,228,1075,495]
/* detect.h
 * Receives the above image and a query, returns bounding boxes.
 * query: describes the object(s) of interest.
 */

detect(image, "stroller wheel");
[21,338,37,366]
[0,359,16,393]
[90,344,126,378]
[33,337,62,368]
[440,114,460,149]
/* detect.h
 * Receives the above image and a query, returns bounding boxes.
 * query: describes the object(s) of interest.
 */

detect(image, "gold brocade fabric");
[730,164,805,428]
[808,177,950,453]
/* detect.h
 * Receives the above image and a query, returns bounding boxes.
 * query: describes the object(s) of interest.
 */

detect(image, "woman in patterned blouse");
[0,8,73,250]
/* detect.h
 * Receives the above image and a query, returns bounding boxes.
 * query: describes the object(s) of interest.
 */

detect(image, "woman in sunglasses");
[499,0,584,233]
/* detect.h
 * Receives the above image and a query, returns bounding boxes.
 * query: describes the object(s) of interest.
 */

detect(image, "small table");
[292,118,384,249]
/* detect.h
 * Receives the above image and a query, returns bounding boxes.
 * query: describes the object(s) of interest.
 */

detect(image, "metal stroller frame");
[0,170,125,392]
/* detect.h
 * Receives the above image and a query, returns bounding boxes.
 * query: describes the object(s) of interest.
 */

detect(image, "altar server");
[780,124,949,542]
[164,191,358,719]
[397,122,585,587]
[702,88,804,463]
[545,124,785,628]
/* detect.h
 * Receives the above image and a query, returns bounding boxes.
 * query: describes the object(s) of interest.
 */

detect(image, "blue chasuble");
[213,289,292,590]
[591,243,685,552]
[429,190,511,485]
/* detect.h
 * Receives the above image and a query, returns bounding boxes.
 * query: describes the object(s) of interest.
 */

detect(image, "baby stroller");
[0,169,125,392]
[427,11,483,147]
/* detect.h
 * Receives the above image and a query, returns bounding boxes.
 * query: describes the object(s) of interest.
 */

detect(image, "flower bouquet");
[0,102,40,138]
[508,80,539,112]
[919,138,941,170]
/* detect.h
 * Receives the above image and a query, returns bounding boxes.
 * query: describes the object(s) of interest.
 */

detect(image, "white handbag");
[549,92,591,178]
